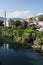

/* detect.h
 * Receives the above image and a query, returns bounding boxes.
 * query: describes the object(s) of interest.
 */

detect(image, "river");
[0,44,43,65]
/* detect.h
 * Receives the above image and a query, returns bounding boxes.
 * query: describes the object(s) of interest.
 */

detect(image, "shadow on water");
[0,62,2,65]
[0,42,43,65]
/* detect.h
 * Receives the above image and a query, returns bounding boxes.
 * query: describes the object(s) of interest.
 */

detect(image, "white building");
[6,19,11,27]
[36,21,43,31]
[38,21,43,27]
[3,11,11,27]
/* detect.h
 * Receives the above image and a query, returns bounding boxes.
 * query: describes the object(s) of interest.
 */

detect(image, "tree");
[34,38,42,46]
[15,20,21,26]
[38,15,43,21]
[0,20,4,26]
[22,20,28,29]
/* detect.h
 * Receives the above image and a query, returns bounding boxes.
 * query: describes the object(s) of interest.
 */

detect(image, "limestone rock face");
[32,45,40,49]
[41,45,43,50]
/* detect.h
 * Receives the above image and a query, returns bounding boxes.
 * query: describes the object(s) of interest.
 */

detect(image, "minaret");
[4,11,6,26]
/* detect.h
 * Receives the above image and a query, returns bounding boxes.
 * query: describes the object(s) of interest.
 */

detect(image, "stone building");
[3,11,11,27]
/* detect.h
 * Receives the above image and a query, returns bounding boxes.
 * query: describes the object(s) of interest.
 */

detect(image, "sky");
[0,0,43,18]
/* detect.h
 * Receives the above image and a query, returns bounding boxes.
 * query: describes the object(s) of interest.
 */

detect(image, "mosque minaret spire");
[4,11,6,26]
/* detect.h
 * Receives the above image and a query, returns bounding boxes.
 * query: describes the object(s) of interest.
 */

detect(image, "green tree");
[22,20,28,29]
[38,15,43,21]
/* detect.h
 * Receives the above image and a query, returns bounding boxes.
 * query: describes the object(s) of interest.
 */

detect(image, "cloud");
[36,13,43,16]
[7,11,30,18]
[1,10,42,18]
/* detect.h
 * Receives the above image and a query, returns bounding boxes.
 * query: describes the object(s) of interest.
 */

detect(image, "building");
[38,21,43,27]
[3,11,11,27]
[26,18,32,23]
[6,18,11,27]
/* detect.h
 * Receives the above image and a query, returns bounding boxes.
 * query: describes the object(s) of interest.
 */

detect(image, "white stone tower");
[4,11,11,27]
[4,11,6,26]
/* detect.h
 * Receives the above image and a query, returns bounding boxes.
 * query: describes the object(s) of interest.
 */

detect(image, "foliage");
[34,38,42,45]
[38,15,43,21]
[0,20,4,26]
[0,19,43,48]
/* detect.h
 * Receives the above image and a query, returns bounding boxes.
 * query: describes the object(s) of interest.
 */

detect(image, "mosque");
[3,11,11,27]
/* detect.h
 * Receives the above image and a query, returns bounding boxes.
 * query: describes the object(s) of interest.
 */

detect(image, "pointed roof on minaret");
[4,10,6,18]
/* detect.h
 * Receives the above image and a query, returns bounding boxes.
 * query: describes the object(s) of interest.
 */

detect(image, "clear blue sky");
[0,0,43,18]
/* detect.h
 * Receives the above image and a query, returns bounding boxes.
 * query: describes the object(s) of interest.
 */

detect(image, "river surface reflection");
[0,43,43,65]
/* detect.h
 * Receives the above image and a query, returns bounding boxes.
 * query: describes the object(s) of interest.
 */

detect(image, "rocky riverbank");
[32,45,43,52]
